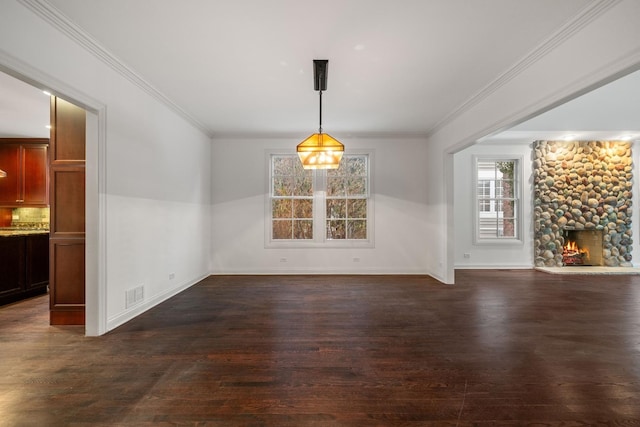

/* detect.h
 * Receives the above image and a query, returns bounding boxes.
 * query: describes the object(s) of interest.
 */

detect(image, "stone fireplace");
[533,140,633,267]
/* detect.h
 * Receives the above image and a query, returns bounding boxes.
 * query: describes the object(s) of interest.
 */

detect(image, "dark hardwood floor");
[2,271,640,426]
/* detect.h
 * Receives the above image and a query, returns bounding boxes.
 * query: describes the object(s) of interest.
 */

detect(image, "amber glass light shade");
[0,169,6,178]
[296,133,344,169]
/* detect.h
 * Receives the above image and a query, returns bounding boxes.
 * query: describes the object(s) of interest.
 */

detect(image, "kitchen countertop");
[0,229,49,237]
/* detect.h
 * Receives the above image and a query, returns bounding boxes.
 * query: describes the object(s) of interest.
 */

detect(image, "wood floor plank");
[2,271,640,425]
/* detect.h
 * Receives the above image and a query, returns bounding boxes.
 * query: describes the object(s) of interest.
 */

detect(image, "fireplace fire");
[562,240,590,266]
[562,229,603,266]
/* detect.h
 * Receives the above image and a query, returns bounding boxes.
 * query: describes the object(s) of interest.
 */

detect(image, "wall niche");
[533,140,633,267]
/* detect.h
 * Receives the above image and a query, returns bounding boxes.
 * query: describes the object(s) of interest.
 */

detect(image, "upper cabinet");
[0,139,49,207]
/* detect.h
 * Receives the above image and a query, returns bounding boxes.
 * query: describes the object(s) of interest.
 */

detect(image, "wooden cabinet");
[26,233,49,291]
[49,97,85,325]
[0,235,25,301]
[0,233,49,306]
[0,145,20,206]
[0,139,49,207]
[23,145,49,205]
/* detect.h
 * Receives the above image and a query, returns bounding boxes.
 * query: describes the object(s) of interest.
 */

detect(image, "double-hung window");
[474,157,521,243]
[326,155,368,240]
[271,156,314,239]
[267,152,372,247]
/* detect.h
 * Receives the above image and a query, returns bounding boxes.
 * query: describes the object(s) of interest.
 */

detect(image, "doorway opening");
[0,64,104,335]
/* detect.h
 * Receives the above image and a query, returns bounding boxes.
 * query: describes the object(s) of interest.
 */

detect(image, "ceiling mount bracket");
[313,59,328,91]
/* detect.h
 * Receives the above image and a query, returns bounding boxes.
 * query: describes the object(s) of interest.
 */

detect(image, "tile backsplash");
[11,207,50,229]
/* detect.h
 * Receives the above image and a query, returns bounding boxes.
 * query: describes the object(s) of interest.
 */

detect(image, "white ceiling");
[0,71,50,138]
[483,67,640,144]
[1,0,639,142]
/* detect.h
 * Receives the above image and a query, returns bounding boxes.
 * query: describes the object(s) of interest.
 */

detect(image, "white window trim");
[472,155,523,246]
[264,149,375,249]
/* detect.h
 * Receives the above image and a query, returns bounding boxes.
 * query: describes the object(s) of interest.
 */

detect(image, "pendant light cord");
[318,87,323,134]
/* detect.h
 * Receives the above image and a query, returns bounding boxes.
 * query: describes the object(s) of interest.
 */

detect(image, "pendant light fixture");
[297,59,344,169]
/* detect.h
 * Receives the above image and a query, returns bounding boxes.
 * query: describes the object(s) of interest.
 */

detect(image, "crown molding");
[427,0,622,139]
[446,43,640,156]
[210,131,429,140]
[17,0,214,138]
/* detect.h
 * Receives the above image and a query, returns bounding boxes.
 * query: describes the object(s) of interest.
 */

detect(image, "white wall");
[454,142,533,268]
[211,137,430,274]
[0,1,212,333]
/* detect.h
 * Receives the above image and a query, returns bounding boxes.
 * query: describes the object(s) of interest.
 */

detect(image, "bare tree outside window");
[326,156,368,240]
[269,153,370,244]
[271,155,313,240]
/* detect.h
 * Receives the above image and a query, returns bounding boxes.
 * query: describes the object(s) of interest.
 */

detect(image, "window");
[326,156,368,240]
[267,152,372,247]
[271,156,314,239]
[474,157,521,242]
[477,180,491,212]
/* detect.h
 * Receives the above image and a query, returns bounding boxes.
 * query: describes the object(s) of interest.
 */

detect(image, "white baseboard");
[106,273,209,332]
[454,264,533,269]
[209,268,430,275]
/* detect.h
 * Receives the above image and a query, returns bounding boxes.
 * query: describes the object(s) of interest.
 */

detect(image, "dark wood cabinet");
[0,145,21,206]
[49,97,85,325]
[0,235,25,300]
[26,233,49,290]
[0,139,49,207]
[0,233,49,306]
[22,145,49,205]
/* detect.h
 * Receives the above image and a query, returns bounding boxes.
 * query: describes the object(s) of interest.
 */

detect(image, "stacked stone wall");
[533,141,633,267]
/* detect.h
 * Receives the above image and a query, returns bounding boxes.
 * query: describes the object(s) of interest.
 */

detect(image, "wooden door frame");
[0,53,107,336]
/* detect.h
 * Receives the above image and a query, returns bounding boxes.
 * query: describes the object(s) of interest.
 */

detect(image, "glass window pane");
[273,220,292,239]
[348,199,367,218]
[326,168,339,177]
[273,177,293,196]
[327,199,346,219]
[272,199,292,218]
[294,175,313,196]
[496,161,515,178]
[347,156,366,175]
[347,220,367,239]
[273,156,293,176]
[294,199,313,218]
[293,220,313,239]
[477,181,490,197]
[327,176,346,196]
[293,157,307,175]
[327,220,346,239]
[500,218,516,237]
[497,180,514,198]
[347,177,367,196]
[500,200,515,215]
[327,157,347,177]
